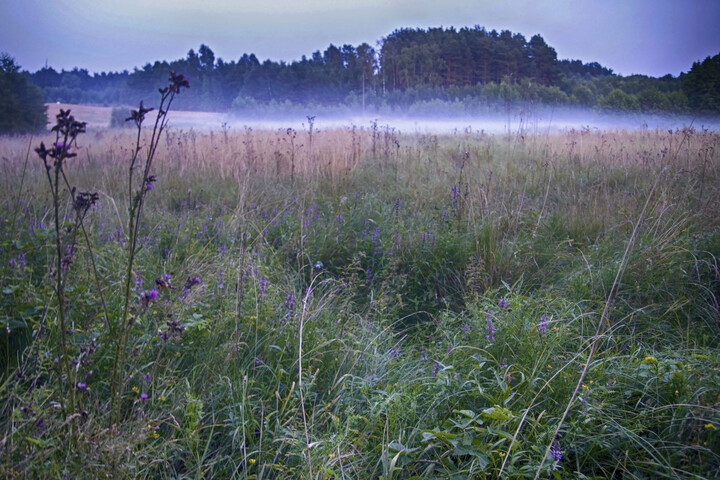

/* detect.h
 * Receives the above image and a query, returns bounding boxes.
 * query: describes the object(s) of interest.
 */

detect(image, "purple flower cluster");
[285,293,295,313]
[498,298,508,309]
[485,313,496,342]
[539,315,548,335]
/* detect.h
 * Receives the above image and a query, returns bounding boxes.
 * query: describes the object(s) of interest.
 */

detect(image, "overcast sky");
[1,0,719,78]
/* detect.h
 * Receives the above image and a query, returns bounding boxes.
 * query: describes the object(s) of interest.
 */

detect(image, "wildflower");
[336,213,343,222]
[255,355,263,366]
[498,298,508,309]
[9,258,16,269]
[314,261,323,270]
[389,349,401,359]
[144,289,159,302]
[452,185,459,201]
[76,382,87,392]
[140,392,148,400]
[485,313,496,342]
[17,252,25,268]
[432,362,442,375]
[218,269,224,290]
[143,373,152,383]
[285,293,295,312]
[258,278,267,297]
[550,441,563,463]
[705,423,717,431]
[132,386,140,394]
[249,458,256,465]
[184,276,202,290]
[539,315,548,334]
[642,356,658,365]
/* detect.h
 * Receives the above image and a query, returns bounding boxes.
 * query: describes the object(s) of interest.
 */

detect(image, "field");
[1,105,719,479]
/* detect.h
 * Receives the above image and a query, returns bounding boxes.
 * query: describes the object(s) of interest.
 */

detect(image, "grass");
[1,109,719,479]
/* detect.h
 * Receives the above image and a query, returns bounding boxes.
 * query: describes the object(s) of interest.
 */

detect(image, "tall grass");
[1,115,719,479]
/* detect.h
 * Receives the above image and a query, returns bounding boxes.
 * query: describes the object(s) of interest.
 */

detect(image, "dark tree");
[683,54,720,112]
[0,53,47,134]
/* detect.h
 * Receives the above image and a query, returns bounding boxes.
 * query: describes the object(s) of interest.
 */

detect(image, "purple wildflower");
[140,392,149,400]
[255,355,263,366]
[9,258,16,269]
[285,293,295,313]
[218,269,224,290]
[144,373,152,383]
[452,185,459,201]
[486,313,496,342]
[336,213,343,222]
[146,183,153,191]
[551,441,563,463]
[498,298,508,309]
[17,253,25,268]
[143,289,160,303]
[539,315,548,334]
[76,382,87,392]
[432,362,442,375]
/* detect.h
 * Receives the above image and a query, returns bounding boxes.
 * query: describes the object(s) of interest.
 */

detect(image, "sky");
[1,0,719,78]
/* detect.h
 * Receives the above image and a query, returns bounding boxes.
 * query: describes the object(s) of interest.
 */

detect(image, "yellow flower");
[132,386,140,394]
[153,432,160,439]
[158,395,166,402]
[705,423,717,431]
[498,451,506,457]
[582,384,589,390]
[249,458,256,465]
[642,356,658,366]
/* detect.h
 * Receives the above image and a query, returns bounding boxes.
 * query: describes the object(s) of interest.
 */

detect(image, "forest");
[19,27,720,114]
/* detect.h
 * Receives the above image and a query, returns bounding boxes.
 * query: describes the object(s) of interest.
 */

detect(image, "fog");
[168,107,720,135]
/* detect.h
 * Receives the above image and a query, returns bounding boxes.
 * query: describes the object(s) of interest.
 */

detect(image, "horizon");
[2,1,719,78]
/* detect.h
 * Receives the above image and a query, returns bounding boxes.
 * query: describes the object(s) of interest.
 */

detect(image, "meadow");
[1,97,719,479]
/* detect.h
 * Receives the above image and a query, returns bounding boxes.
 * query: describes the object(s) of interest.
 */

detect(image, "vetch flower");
[551,441,563,463]
[485,313,496,342]
[539,315,548,334]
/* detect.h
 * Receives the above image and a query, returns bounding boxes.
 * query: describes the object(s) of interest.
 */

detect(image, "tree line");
[2,26,719,133]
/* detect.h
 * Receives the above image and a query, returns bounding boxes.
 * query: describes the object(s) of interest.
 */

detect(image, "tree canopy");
[0,53,47,134]
[9,27,719,117]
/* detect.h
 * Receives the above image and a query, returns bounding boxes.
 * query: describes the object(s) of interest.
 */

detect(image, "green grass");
[1,122,719,479]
